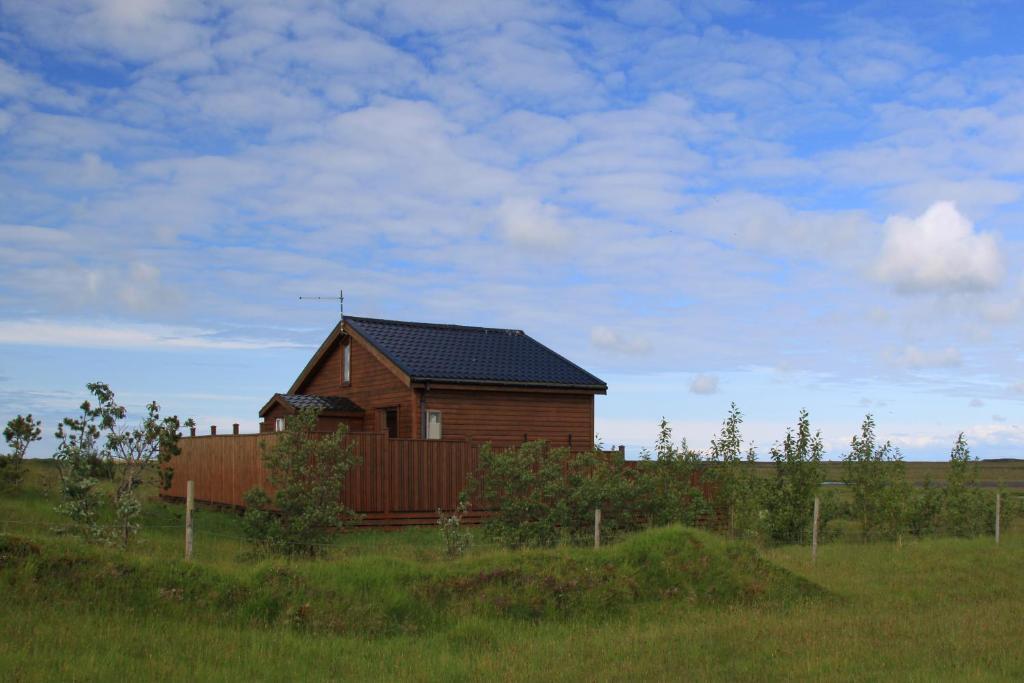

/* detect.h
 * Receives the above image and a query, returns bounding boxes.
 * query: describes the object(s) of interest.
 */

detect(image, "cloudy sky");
[2,0,1023,459]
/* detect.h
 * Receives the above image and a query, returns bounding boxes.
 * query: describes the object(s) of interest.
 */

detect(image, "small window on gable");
[426,410,442,440]
[343,343,351,384]
[275,417,285,432]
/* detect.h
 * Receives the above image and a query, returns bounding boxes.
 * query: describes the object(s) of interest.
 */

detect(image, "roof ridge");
[345,315,524,335]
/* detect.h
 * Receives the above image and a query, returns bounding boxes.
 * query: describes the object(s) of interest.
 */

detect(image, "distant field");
[749,459,1024,489]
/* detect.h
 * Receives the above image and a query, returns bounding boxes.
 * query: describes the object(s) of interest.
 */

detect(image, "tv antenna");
[299,288,344,321]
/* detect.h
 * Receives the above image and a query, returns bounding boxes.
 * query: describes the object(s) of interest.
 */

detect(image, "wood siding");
[292,333,417,438]
[419,388,595,448]
[163,432,485,526]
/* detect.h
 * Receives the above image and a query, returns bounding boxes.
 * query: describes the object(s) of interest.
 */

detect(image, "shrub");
[631,418,709,528]
[765,409,825,544]
[1,414,41,487]
[53,383,191,547]
[705,403,765,539]
[437,498,472,558]
[469,440,572,548]
[938,433,988,537]
[242,407,361,557]
[842,415,910,541]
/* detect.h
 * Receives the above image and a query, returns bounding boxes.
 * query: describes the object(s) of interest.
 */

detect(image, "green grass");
[2,461,1023,681]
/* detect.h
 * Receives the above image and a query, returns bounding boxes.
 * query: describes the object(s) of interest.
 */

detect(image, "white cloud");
[874,201,1003,293]
[886,345,962,369]
[689,374,719,395]
[0,320,304,351]
[969,398,984,407]
[497,197,572,249]
[590,326,652,355]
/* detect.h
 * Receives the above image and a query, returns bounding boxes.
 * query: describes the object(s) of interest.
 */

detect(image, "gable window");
[275,417,285,432]
[343,343,351,384]
[426,410,442,440]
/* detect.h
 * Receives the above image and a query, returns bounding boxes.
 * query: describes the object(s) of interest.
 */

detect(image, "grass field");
[2,461,1022,681]
[749,459,1024,488]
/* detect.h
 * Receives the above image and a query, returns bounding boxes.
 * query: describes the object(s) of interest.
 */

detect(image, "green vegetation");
[3,460,1023,681]
[1,413,41,487]
[242,407,360,557]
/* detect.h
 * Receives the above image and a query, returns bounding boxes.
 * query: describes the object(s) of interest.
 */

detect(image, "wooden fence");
[161,432,485,526]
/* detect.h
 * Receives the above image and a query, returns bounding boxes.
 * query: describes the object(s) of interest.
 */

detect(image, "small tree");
[242,408,361,557]
[437,497,472,558]
[939,433,987,537]
[765,409,825,544]
[632,418,708,527]
[842,415,909,541]
[54,383,191,546]
[1,414,42,486]
[469,440,570,548]
[706,403,764,538]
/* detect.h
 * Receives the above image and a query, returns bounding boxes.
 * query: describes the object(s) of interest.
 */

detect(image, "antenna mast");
[299,288,344,321]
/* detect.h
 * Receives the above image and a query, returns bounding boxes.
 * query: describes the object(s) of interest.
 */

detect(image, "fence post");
[232,423,239,435]
[995,491,1001,545]
[185,480,194,561]
[812,496,820,564]
[210,425,217,436]
[594,508,601,549]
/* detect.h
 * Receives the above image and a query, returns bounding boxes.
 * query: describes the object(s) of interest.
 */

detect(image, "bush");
[938,433,988,537]
[630,418,709,528]
[1,414,41,487]
[437,499,472,558]
[765,410,825,544]
[705,404,764,539]
[242,407,361,557]
[842,415,910,541]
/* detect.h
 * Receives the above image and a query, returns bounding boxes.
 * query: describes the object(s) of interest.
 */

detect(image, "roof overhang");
[258,393,365,418]
[411,379,607,395]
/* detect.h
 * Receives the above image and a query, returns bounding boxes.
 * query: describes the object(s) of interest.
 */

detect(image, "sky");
[1,0,1023,460]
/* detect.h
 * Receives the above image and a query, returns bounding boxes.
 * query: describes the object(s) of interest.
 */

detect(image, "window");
[343,343,351,384]
[426,410,442,440]
[275,417,285,432]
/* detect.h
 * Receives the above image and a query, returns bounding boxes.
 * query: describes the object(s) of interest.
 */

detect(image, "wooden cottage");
[259,316,607,448]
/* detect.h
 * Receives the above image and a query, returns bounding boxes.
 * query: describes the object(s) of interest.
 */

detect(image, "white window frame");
[426,410,442,440]
[275,417,285,432]
[343,343,351,384]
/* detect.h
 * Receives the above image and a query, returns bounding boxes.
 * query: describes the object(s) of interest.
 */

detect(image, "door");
[383,407,398,438]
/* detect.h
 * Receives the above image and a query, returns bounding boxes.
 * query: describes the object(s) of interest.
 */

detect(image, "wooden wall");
[292,333,416,438]
[419,389,595,448]
[163,432,485,526]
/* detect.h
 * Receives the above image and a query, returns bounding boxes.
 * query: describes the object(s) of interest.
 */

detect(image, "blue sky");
[1,0,1023,459]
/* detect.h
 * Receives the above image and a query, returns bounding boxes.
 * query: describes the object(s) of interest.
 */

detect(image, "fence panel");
[162,432,482,525]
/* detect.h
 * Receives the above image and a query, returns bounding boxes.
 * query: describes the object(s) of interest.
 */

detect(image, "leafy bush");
[242,407,361,557]
[938,433,988,537]
[631,418,709,528]
[53,383,191,546]
[469,440,575,548]
[1,414,41,487]
[437,499,472,558]
[842,414,910,541]
[765,409,825,544]
[705,403,764,539]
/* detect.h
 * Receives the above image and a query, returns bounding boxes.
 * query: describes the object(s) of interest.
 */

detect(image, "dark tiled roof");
[344,316,606,390]
[279,394,363,413]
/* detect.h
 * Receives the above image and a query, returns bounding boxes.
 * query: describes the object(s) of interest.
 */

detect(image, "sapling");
[2,414,42,486]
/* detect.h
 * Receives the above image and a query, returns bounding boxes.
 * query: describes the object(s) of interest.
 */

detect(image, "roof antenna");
[299,288,344,322]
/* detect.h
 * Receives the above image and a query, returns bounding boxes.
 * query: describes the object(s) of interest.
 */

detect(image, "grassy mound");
[0,526,823,636]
